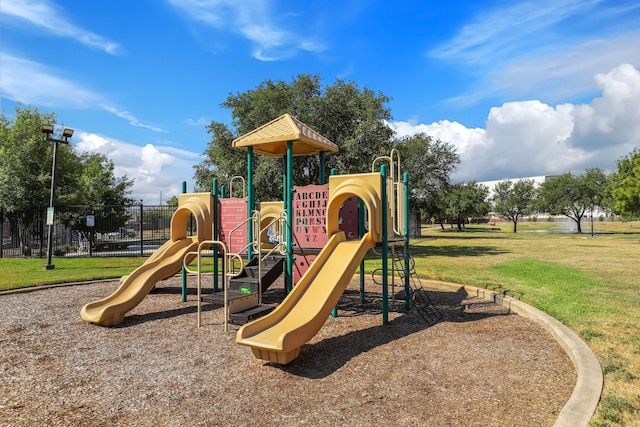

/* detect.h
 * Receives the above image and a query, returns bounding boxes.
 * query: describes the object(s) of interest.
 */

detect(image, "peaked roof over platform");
[232,114,338,157]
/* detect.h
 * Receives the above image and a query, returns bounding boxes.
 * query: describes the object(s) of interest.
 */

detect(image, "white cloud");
[167,0,325,61]
[431,0,640,105]
[0,53,168,135]
[389,64,640,182]
[75,132,201,204]
[185,117,208,127]
[388,120,486,155]
[100,105,167,133]
[431,0,597,65]
[0,0,120,54]
[571,63,640,149]
[0,53,102,107]
[457,31,640,106]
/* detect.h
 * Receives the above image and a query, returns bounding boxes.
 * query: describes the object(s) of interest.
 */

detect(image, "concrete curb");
[424,279,602,427]
[0,279,117,296]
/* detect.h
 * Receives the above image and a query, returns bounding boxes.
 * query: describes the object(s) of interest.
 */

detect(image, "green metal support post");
[381,165,389,325]
[282,158,287,211]
[285,141,294,293]
[181,181,188,302]
[319,152,325,185]
[212,178,219,293]
[247,147,254,261]
[403,172,411,310]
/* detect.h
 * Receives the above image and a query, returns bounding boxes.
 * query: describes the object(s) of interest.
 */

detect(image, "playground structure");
[80,113,440,364]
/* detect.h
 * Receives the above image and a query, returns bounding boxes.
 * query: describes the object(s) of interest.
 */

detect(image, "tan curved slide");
[80,237,198,326]
[236,231,375,364]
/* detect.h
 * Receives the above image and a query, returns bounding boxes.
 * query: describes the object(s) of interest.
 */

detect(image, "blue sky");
[1,0,640,203]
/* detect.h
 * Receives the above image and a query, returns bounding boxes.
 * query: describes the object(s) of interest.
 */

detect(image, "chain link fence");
[0,204,196,259]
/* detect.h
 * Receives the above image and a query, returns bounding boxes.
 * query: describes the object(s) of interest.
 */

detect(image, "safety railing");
[183,240,229,329]
[226,210,263,305]
[228,176,246,198]
[372,148,405,237]
[183,210,288,331]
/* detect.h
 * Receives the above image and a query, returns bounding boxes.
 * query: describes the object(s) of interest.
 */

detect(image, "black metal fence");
[0,204,195,259]
[1,204,420,259]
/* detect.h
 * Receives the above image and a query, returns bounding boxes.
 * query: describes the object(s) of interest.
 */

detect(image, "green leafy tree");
[195,74,394,201]
[537,168,609,233]
[166,196,179,207]
[610,149,640,218]
[398,133,460,224]
[444,181,490,231]
[0,105,64,248]
[194,121,246,193]
[0,104,134,247]
[492,179,537,232]
[0,105,60,226]
[58,153,135,236]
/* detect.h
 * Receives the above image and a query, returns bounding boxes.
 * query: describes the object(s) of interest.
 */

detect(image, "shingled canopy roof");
[232,114,338,157]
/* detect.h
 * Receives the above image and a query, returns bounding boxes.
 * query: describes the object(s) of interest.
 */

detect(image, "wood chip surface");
[0,277,575,426]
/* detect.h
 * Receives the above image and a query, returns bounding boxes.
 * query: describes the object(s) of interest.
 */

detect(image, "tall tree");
[0,104,59,226]
[0,104,134,246]
[398,133,460,223]
[537,169,609,233]
[195,74,394,201]
[610,149,640,218]
[492,179,537,232]
[58,153,135,235]
[444,181,490,231]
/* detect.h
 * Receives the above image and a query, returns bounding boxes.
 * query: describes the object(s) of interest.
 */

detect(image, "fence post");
[39,208,45,258]
[0,207,3,259]
[139,202,144,257]
[89,205,94,258]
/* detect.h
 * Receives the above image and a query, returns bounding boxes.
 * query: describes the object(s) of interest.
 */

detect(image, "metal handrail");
[225,252,245,278]
[226,210,262,305]
[256,212,287,304]
[189,211,287,329]
[183,240,228,329]
[372,150,405,236]
[227,210,260,255]
[261,211,287,256]
[228,176,246,198]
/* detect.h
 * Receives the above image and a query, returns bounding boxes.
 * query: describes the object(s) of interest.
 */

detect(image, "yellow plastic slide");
[236,231,375,364]
[80,237,198,326]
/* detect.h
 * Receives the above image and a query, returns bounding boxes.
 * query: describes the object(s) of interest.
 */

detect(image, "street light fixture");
[42,124,74,270]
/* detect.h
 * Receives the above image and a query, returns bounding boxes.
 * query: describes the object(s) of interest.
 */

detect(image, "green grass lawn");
[0,257,145,291]
[1,219,639,425]
[394,220,640,427]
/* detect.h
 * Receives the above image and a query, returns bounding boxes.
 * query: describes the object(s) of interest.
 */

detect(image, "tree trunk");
[513,220,518,233]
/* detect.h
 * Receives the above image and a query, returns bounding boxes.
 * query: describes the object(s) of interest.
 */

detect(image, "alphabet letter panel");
[292,184,359,282]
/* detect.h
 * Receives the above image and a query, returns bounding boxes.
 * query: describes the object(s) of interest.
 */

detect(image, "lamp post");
[42,124,74,270]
